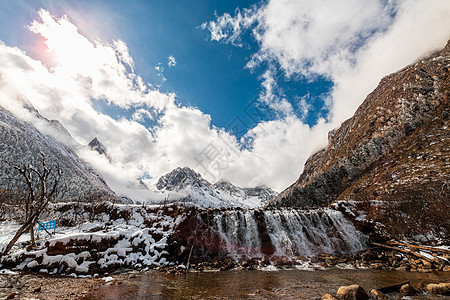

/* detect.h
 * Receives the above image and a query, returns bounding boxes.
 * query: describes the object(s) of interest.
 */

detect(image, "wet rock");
[426,283,450,295]
[370,289,388,300]
[395,265,411,271]
[260,256,270,266]
[321,294,339,300]
[336,284,369,300]
[310,256,320,263]
[400,283,418,295]
[281,256,292,267]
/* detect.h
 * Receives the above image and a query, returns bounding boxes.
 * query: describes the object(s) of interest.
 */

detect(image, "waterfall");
[184,208,367,259]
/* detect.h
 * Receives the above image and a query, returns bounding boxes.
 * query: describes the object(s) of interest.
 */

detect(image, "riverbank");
[0,272,102,300]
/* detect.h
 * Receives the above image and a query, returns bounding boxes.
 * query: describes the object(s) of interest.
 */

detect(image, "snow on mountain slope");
[0,105,119,203]
[156,167,277,208]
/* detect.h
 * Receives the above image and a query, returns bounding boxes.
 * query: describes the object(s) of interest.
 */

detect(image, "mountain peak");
[88,137,108,157]
[156,166,208,191]
[156,167,277,208]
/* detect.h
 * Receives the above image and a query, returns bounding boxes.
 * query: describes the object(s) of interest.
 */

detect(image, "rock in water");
[400,283,418,296]
[426,283,450,295]
[369,289,388,300]
[336,284,369,300]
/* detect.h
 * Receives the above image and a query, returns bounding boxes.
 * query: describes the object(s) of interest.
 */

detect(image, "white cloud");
[132,108,154,122]
[202,0,450,189]
[168,55,176,67]
[258,69,294,116]
[1,3,449,202]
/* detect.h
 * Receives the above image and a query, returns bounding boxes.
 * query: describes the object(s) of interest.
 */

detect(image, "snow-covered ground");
[0,202,183,275]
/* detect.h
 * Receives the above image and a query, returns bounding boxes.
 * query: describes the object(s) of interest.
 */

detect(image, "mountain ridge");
[0,105,120,205]
[156,166,277,208]
[269,39,450,241]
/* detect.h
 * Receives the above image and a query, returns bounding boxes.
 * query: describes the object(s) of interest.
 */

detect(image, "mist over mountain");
[0,105,119,203]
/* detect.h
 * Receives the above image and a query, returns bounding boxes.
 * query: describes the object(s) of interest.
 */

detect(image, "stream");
[82,269,450,299]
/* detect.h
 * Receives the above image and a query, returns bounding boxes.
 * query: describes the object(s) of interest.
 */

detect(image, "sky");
[0,0,449,201]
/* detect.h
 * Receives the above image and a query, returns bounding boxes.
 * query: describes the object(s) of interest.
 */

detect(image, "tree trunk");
[30,225,35,246]
[2,200,48,256]
[2,220,32,256]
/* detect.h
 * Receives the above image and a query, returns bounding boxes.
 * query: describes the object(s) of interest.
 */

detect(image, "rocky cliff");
[270,40,450,241]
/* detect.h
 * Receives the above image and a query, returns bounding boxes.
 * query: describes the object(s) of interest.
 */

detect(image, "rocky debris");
[297,245,450,272]
[325,280,450,300]
[369,289,388,300]
[336,284,369,300]
[269,39,450,242]
[426,282,450,295]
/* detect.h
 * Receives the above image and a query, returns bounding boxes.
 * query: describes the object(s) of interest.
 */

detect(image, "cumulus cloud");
[168,55,176,67]
[0,9,308,197]
[202,0,450,189]
[1,2,449,200]
[205,0,450,123]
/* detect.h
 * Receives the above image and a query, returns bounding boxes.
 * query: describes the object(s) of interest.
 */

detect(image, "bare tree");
[2,151,61,255]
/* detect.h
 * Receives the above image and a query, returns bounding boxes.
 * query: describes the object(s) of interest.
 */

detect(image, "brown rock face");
[270,39,450,241]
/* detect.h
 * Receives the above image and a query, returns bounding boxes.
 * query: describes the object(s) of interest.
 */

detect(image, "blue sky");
[0,0,448,198]
[0,0,331,134]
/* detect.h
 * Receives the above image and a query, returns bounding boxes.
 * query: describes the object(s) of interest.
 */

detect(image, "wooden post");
[186,245,194,274]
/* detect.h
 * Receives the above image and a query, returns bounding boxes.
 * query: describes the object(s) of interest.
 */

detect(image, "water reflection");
[83,269,450,299]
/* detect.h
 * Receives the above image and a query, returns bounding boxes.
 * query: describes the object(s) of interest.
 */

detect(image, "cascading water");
[175,208,368,260]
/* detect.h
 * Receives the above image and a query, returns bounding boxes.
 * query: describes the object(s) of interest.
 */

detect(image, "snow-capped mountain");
[156,167,277,208]
[0,105,119,203]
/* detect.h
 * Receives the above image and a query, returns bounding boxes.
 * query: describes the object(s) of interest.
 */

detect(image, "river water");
[82,269,450,299]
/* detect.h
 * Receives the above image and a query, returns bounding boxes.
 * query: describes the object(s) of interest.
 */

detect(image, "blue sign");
[38,220,56,231]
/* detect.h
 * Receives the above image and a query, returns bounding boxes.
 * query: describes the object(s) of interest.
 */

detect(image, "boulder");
[426,283,450,295]
[260,256,270,266]
[336,284,369,300]
[370,289,388,300]
[400,283,418,296]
